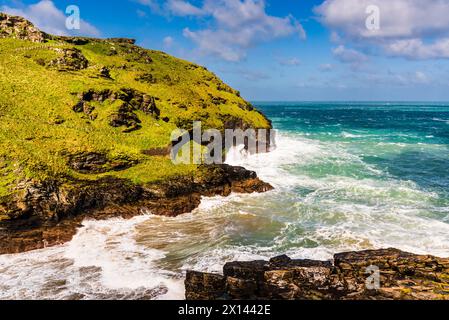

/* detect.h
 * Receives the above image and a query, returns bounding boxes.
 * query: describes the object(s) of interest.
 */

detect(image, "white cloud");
[348,69,432,87]
[1,0,99,37]
[385,38,449,60]
[136,0,162,14]
[315,0,449,60]
[332,45,368,65]
[278,57,301,66]
[166,0,204,16]
[140,0,306,62]
[163,36,174,48]
[319,63,334,72]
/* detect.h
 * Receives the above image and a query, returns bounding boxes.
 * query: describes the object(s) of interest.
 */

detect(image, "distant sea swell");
[1,102,449,300]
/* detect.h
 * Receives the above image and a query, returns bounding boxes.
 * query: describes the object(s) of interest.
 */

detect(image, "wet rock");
[0,165,273,254]
[185,249,449,300]
[185,272,226,300]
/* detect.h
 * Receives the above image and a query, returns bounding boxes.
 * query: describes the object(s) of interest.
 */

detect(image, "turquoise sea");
[1,102,449,299]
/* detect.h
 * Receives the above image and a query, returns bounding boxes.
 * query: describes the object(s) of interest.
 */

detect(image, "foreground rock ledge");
[0,164,273,255]
[185,249,449,300]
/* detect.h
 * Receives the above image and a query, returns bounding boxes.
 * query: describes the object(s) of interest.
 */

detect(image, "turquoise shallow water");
[257,102,449,206]
[1,102,449,299]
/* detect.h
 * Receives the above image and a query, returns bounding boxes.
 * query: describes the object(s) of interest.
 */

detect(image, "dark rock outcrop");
[107,38,136,45]
[0,164,273,254]
[0,13,47,42]
[185,249,449,300]
[135,73,157,84]
[67,152,138,174]
[72,88,161,131]
[49,48,89,71]
[99,66,112,79]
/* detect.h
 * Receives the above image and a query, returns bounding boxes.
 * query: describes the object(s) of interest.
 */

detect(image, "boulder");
[49,48,89,71]
[0,13,47,42]
[0,165,273,254]
[185,249,449,300]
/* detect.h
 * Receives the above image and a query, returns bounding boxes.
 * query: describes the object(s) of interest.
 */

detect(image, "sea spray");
[2,102,449,299]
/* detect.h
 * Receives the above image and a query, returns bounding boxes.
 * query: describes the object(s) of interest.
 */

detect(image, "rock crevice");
[185,249,449,300]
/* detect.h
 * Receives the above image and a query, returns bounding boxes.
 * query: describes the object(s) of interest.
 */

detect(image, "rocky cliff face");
[0,14,274,254]
[0,13,47,42]
[185,249,449,300]
[0,164,273,254]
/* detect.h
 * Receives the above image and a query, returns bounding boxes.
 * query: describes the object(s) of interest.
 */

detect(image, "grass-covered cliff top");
[0,13,271,201]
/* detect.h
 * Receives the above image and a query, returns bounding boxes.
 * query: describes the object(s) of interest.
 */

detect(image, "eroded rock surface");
[0,13,47,42]
[49,48,89,71]
[185,249,449,300]
[67,152,138,174]
[72,88,161,132]
[0,164,273,254]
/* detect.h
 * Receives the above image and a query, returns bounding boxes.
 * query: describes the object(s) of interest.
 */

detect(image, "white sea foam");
[0,216,185,300]
[1,129,449,300]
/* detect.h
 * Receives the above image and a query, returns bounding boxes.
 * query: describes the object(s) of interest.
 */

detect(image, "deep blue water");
[256,102,449,199]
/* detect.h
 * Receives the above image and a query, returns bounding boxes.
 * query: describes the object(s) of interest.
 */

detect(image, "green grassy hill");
[0,13,271,210]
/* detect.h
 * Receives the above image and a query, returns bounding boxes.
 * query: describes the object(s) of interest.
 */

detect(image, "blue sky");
[2,0,449,101]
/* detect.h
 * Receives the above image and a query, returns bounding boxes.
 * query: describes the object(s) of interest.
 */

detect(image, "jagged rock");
[0,165,273,254]
[135,73,157,84]
[59,37,90,45]
[122,45,153,63]
[99,66,112,79]
[0,13,47,42]
[72,88,161,130]
[141,95,160,117]
[67,152,138,174]
[49,48,89,71]
[107,38,136,45]
[208,94,228,106]
[185,249,449,300]
[77,89,114,102]
[109,111,142,132]
[185,272,226,300]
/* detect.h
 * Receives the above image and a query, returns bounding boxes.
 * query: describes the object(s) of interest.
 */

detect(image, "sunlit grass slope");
[0,33,270,199]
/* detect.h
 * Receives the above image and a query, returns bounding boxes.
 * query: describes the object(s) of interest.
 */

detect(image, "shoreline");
[185,248,449,300]
[0,164,273,255]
